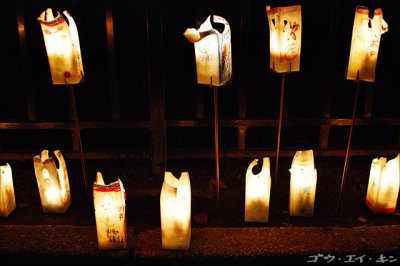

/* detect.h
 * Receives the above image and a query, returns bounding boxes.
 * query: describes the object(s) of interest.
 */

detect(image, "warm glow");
[160,171,191,250]
[266,5,302,73]
[93,172,126,250]
[289,150,317,217]
[38,8,84,84]
[33,150,71,213]
[347,6,388,82]
[0,163,16,218]
[366,154,399,213]
[184,15,232,86]
[245,158,271,223]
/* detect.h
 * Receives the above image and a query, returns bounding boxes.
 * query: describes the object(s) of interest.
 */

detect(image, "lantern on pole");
[0,163,16,218]
[38,8,88,196]
[34,150,71,213]
[337,6,388,212]
[366,154,399,214]
[245,158,271,223]
[160,171,191,250]
[184,15,232,204]
[93,172,127,250]
[289,150,317,217]
[266,5,302,184]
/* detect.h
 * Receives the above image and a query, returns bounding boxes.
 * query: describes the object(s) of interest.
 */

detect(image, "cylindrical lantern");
[366,154,399,214]
[0,163,16,218]
[245,158,271,223]
[93,172,127,250]
[347,6,388,82]
[160,171,191,250]
[34,150,71,213]
[289,150,317,217]
[183,15,232,86]
[38,8,84,84]
[266,5,302,73]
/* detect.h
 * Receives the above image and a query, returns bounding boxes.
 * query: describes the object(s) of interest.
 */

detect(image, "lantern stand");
[274,63,290,184]
[336,70,360,213]
[211,77,220,206]
[65,80,88,197]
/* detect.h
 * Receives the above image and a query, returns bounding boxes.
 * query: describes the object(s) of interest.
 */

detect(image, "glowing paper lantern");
[38,8,84,84]
[34,150,71,213]
[366,154,399,214]
[347,6,388,82]
[289,150,317,217]
[93,172,126,250]
[160,171,191,250]
[0,164,16,218]
[245,158,271,223]
[266,5,302,73]
[183,15,232,86]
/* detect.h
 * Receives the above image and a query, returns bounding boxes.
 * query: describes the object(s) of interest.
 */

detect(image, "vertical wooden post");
[146,1,166,178]
[238,0,249,150]
[16,2,36,121]
[105,4,120,120]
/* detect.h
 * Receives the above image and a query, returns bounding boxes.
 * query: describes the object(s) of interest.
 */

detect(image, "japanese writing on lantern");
[306,253,398,264]
[106,228,124,244]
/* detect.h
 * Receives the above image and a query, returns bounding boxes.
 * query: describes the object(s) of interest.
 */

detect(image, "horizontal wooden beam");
[0,121,150,130]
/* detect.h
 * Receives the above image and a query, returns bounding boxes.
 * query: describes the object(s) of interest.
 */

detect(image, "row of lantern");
[1,150,399,250]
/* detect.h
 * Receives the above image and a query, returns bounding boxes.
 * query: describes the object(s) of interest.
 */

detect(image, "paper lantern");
[34,150,71,213]
[245,158,271,223]
[266,5,302,73]
[183,15,232,86]
[347,6,388,82]
[0,163,16,218]
[366,154,399,214]
[289,150,317,217]
[38,8,84,84]
[93,172,126,250]
[160,171,191,250]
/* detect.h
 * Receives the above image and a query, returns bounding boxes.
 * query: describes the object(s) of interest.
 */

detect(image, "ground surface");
[0,156,399,265]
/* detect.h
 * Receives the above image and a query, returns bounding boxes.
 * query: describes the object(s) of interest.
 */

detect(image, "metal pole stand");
[211,77,220,206]
[274,73,286,184]
[336,71,361,213]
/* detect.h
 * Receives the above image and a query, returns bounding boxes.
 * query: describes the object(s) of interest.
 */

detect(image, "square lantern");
[93,172,127,250]
[0,163,16,218]
[266,5,302,73]
[183,15,232,86]
[38,8,84,84]
[347,6,388,82]
[289,150,317,217]
[366,154,399,214]
[245,158,271,223]
[34,150,71,213]
[160,171,191,250]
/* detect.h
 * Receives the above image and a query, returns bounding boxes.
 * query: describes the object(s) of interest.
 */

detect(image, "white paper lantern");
[38,8,84,84]
[184,15,232,86]
[347,6,388,82]
[366,154,399,214]
[245,158,271,223]
[34,150,71,213]
[289,150,317,217]
[0,163,16,218]
[266,5,302,73]
[93,172,127,250]
[160,171,191,250]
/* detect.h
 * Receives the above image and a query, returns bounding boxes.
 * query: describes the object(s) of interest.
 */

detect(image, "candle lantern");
[366,154,399,214]
[245,158,271,223]
[183,15,232,86]
[0,164,16,218]
[160,171,191,250]
[34,150,71,213]
[38,8,84,84]
[289,150,317,217]
[347,6,388,82]
[266,5,302,73]
[93,172,126,250]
